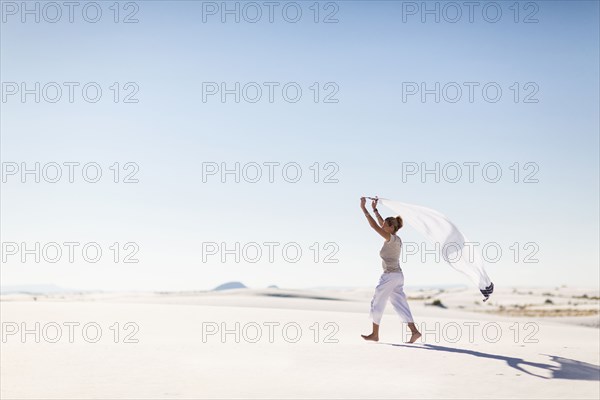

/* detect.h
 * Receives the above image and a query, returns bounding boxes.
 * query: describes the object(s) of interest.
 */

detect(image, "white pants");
[369,271,414,325]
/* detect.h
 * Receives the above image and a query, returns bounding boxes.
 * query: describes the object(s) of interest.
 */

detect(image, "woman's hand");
[371,197,378,210]
[360,197,367,209]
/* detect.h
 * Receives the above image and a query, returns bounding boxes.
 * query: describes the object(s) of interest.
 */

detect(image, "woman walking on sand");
[360,197,422,344]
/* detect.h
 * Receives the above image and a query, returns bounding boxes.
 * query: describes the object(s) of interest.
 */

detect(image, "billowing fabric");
[379,198,492,290]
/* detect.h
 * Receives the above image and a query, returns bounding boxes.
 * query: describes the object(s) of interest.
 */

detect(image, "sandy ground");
[1,287,599,399]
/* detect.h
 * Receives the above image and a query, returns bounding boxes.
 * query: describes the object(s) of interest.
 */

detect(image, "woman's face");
[383,220,395,233]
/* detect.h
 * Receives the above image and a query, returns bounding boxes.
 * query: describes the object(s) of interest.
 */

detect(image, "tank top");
[380,234,402,273]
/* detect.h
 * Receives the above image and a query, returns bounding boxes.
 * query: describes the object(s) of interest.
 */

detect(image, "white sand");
[1,287,599,399]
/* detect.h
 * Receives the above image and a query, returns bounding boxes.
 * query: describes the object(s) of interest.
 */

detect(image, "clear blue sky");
[1,0,598,291]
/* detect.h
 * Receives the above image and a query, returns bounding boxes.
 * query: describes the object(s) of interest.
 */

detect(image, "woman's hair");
[385,216,403,233]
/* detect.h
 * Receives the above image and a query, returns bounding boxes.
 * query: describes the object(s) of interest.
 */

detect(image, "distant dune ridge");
[2,283,598,327]
[212,281,247,291]
[0,284,76,295]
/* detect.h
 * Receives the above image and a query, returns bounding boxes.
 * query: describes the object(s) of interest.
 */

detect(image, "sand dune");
[1,287,599,399]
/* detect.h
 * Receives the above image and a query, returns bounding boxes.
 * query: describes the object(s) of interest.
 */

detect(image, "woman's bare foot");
[406,331,421,344]
[362,323,380,341]
[361,333,379,342]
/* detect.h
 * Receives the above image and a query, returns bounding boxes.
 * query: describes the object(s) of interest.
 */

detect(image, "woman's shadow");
[379,342,600,381]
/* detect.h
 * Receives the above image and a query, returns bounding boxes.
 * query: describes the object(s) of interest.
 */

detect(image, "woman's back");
[380,234,401,273]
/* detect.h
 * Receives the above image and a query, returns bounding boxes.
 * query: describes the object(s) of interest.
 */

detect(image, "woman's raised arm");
[372,197,384,227]
[361,197,390,241]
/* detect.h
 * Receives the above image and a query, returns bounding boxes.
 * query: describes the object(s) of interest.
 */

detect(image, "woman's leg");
[362,274,394,341]
[389,273,422,343]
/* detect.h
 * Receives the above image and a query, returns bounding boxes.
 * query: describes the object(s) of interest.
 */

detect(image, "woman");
[360,196,422,344]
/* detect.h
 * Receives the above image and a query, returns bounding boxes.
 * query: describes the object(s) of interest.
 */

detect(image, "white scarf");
[378,198,492,290]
